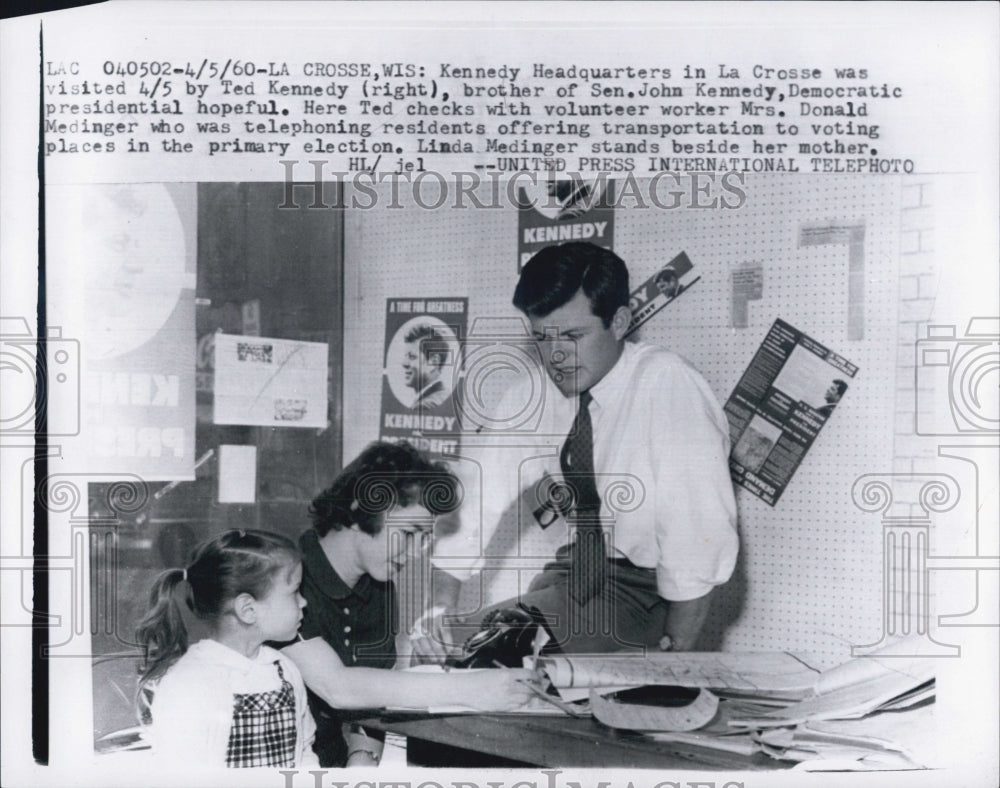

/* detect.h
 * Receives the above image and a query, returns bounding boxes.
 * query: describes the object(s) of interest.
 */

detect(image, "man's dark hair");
[513,242,630,328]
[309,441,459,536]
[831,379,848,397]
[404,323,449,367]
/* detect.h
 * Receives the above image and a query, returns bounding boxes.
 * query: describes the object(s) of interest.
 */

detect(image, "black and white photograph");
[0,3,997,788]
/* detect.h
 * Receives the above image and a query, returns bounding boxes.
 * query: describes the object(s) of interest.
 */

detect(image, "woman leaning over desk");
[280,441,533,767]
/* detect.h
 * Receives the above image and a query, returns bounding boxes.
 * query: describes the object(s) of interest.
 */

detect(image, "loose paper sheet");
[216,444,257,503]
[538,651,821,694]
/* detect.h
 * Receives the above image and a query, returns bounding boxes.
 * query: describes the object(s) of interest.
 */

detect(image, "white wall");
[342,174,957,666]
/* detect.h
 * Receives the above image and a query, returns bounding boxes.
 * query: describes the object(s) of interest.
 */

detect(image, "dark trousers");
[451,545,668,654]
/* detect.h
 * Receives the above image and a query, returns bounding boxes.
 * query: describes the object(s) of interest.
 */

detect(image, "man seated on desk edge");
[413,241,740,660]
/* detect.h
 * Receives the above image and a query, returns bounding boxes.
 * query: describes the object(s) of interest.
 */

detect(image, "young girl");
[135,529,318,768]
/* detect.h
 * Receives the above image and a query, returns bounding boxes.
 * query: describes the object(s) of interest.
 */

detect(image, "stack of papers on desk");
[753,722,925,769]
[533,650,822,734]
[532,638,936,767]
[644,698,789,757]
[727,639,936,728]
[396,639,936,767]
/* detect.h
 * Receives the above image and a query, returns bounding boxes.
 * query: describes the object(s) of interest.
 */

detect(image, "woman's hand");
[346,749,380,767]
[406,606,460,665]
[462,668,537,712]
[344,724,383,768]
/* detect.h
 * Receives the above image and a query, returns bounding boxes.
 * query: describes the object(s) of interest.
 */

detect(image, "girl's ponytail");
[135,529,299,690]
[133,529,299,719]
[135,567,190,691]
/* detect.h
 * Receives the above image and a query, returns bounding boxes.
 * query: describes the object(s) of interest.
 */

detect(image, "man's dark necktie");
[560,389,606,604]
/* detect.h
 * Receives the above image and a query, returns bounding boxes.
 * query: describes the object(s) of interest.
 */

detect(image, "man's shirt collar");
[588,340,636,412]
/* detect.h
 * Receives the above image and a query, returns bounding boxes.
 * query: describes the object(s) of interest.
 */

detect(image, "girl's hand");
[464,668,536,711]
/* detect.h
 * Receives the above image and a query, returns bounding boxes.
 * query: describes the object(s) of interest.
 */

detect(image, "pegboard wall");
[343,175,908,667]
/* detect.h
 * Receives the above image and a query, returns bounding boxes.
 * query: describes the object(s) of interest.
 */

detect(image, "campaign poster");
[518,178,616,270]
[380,298,468,457]
[625,251,701,336]
[56,183,198,482]
[724,319,859,505]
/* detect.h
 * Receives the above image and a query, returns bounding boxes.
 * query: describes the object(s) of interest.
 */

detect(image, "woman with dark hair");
[283,441,533,767]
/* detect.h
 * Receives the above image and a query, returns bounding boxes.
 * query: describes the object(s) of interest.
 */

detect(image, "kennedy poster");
[518,178,616,270]
[50,183,197,481]
[625,250,700,336]
[380,297,467,457]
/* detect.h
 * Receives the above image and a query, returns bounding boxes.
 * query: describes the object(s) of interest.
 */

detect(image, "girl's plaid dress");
[150,640,317,767]
[225,661,297,767]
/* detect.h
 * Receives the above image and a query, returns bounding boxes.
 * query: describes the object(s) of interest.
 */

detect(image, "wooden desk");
[360,713,791,770]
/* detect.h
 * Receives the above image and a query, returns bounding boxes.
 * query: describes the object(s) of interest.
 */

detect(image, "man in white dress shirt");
[418,242,739,655]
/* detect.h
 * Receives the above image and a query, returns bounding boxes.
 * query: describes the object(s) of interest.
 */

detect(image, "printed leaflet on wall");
[724,319,858,505]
